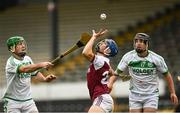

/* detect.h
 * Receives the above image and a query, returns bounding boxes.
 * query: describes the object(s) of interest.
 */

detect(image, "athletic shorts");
[92,94,114,113]
[129,92,159,110]
[3,98,38,113]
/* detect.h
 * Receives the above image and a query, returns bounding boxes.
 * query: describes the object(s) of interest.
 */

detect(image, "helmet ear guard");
[105,39,118,57]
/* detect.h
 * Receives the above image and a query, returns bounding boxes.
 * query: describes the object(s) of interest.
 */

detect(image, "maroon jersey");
[86,55,111,101]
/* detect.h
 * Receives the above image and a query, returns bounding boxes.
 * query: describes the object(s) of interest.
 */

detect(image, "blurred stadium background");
[0,0,179,112]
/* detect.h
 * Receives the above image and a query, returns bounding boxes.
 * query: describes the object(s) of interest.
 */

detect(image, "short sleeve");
[6,58,19,74]
[116,54,128,72]
[157,57,168,75]
[93,55,109,70]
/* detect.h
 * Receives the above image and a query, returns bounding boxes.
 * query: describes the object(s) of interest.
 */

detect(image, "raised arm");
[82,29,108,62]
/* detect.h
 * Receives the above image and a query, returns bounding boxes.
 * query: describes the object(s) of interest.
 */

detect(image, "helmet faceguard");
[95,39,118,57]
[6,36,27,57]
[134,33,150,54]
[134,33,150,45]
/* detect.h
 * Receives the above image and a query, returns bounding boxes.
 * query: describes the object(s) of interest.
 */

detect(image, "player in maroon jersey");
[82,29,118,113]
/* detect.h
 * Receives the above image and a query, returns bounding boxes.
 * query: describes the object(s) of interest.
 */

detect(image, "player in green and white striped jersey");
[109,33,178,113]
[3,36,56,113]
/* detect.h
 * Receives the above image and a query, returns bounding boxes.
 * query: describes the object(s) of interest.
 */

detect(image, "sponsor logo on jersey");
[18,62,32,78]
[129,61,156,75]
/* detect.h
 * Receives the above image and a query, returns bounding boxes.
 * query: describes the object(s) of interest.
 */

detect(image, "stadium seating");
[1,0,179,86]
[0,0,180,112]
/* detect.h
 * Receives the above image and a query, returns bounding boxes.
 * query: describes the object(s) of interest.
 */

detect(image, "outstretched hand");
[45,74,57,82]
[92,29,108,38]
[170,93,179,105]
[40,62,54,69]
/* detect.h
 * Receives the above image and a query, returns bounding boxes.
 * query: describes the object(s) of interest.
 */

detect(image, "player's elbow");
[82,51,94,61]
[82,51,91,57]
[82,50,89,57]
[82,50,85,55]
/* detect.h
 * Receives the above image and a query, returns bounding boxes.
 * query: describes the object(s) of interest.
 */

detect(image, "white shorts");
[92,94,114,113]
[129,92,159,110]
[3,98,38,113]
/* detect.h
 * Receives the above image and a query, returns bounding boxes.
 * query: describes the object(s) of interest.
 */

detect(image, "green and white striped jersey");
[116,50,168,95]
[3,55,37,101]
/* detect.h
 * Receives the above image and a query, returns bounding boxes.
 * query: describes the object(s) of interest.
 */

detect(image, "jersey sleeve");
[6,59,19,74]
[157,57,168,75]
[93,55,107,70]
[115,54,128,74]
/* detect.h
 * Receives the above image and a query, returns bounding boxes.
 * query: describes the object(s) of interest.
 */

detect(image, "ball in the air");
[177,76,180,81]
[100,13,107,20]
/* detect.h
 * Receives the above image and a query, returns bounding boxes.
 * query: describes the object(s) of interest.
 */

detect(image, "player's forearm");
[33,72,46,82]
[165,73,176,94]
[108,75,118,92]
[109,75,118,84]
[115,68,125,77]
[115,69,131,81]
[19,63,44,73]
[115,68,123,76]
[82,36,96,60]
